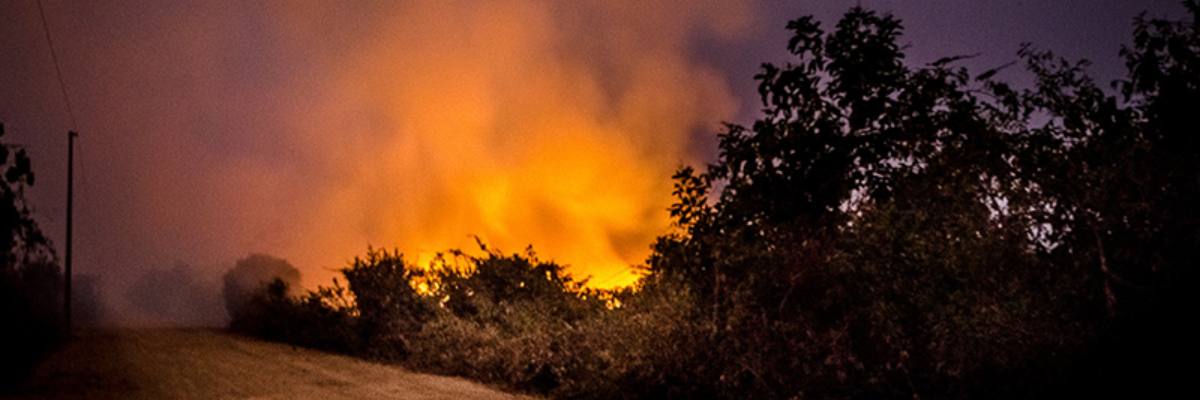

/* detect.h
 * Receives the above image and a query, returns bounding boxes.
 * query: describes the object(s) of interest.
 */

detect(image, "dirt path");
[7,329,523,399]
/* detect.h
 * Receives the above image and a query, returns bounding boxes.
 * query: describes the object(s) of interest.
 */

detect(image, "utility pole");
[36,0,79,332]
[64,130,76,333]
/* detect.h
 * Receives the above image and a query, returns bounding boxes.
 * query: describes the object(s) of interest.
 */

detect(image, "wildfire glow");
[71,1,753,293]
[234,1,754,289]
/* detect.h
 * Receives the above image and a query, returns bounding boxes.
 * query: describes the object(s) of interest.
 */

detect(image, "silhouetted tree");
[341,247,429,358]
[648,3,1198,397]
[1007,2,1200,394]
[0,122,61,388]
[222,253,300,322]
[0,122,55,273]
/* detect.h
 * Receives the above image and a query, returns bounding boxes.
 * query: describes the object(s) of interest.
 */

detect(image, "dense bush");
[643,4,1197,397]
[409,248,604,395]
[231,3,1198,398]
[342,248,430,359]
[223,253,301,325]
[228,244,716,398]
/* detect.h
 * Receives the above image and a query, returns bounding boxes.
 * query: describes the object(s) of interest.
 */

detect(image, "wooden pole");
[65,130,76,332]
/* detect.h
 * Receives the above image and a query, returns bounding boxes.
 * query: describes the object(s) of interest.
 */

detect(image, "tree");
[0,122,55,270]
[222,253,300,322]
[1014,2,1200,394]
[0,122,61,387]
[647,3,1199,397]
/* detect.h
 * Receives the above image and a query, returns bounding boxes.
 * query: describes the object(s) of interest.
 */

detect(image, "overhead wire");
[35,0,78,131]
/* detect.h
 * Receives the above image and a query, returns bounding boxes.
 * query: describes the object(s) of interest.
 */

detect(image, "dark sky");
[0,0,1187,325]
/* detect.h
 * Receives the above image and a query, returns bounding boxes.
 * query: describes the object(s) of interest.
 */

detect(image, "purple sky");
[0,0,1188,325]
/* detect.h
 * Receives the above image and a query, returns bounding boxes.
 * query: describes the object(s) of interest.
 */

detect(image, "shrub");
[341,247,431,359]
[222,254,301,322]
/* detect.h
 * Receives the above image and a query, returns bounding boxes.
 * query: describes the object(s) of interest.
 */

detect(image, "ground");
[6,329,524,399]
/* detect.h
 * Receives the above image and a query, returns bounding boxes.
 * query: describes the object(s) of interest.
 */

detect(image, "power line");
[35,0,78,131]
[35,0,81,333]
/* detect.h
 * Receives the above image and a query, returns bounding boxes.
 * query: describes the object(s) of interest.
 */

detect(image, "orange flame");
[259,1,750,289]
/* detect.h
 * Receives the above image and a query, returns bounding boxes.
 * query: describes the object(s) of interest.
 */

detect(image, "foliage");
[0,122,62,388]
[647,3,1199,398]
[341,247,430,358]
[408,246,601,394]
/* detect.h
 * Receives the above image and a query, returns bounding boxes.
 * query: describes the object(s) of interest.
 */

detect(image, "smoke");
[3,1,758,324]
[187,1,752,287]
[271,1,750,286]
[124,262,225,327]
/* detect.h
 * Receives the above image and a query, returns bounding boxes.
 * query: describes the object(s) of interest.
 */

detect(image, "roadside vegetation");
[0,122,63,389]
[229,3,1198,398]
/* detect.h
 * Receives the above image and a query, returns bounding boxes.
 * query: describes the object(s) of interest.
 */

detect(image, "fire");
[260,1,750,289]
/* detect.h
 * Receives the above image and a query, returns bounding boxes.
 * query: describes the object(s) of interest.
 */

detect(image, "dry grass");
[9,329,528,400]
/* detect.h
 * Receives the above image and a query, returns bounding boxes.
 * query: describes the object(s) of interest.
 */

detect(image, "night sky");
[0,0,1187,325]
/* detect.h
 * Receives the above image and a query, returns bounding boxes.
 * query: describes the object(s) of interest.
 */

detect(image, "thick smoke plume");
[270,1,749,286]
[3,1,755,323]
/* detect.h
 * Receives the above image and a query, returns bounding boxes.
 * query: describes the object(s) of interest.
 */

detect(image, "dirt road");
[7,329,522,399]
